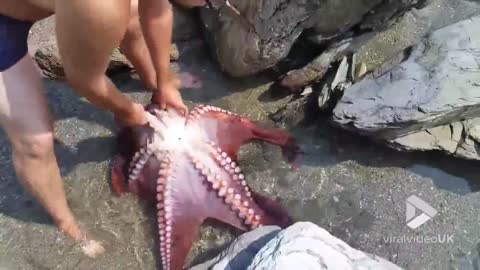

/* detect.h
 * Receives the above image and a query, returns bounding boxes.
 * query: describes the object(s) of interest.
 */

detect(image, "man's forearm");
[71,75,137,119]
[138,0,173,88]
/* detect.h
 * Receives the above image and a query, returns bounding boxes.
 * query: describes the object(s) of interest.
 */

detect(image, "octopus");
[111,103,301,270]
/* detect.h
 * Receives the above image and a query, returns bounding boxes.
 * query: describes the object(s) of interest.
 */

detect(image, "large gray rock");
[350,0,480,82]
[191,222,402,270]
[247,222,402,270]
[171,4,202,41]
[332,15,480,140]
[199,0,425,78]
[310,0,381,41]
[389,118,480,160]
[190,226,281,270]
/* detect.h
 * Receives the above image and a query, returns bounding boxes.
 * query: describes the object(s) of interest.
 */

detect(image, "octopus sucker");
[111,103,302,270]
[127,147,152,182]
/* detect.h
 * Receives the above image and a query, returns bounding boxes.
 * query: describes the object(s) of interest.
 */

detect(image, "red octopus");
[111,103,301,270]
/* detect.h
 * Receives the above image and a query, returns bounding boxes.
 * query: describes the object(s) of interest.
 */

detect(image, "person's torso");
[0,0,54,22]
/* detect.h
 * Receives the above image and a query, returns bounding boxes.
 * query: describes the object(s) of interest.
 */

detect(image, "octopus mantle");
[111,104,301,270]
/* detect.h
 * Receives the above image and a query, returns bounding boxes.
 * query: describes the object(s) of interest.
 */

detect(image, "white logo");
[405,195,437,229]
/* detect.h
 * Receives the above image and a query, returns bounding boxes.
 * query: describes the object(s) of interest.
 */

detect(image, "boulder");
[332,15,480,140]
[190,226,281,270]
[191,222,402,270]
[389,118,480,161]
[172,4,202,41]
[309,0,382,42]
[248,222,402,270]
[349,0,480,80]
[199,0,322,77]
[199,0,426,78]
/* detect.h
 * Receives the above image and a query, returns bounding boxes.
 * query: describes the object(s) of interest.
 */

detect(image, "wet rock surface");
[332,15,480,140]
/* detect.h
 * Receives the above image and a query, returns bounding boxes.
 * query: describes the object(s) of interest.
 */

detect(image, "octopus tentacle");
[186,104,302,168]
[191,140,291,230]
[127,146,153,182]
[186,104,237,124]
[190,155,262,230]
[154,154,211,270]
[156,154,173,270]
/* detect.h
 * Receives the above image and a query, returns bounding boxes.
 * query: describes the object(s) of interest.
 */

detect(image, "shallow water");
[0,41,479,270]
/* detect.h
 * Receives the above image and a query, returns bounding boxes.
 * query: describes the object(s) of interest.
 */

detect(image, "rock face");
[172,5,202,41]
[390,118,480,160]
[310,0,382,41]
[190,226,281,270]
[332,15,480,141]
[199,0,322,77]
[199,0,425,78]
[248,222,402,270]
[191,222,402,270]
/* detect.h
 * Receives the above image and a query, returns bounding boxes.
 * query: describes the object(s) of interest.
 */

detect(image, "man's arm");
[55,0,146,126]
[138,0,189,114]
[138,0,173,90]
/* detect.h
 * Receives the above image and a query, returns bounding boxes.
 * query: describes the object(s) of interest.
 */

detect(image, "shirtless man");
[0,0,205,258]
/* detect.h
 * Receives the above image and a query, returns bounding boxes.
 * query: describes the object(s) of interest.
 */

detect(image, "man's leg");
[0,54,104,258]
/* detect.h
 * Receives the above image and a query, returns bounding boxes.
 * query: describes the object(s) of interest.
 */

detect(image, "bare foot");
[80,239,106,258]
[58,219,105,258]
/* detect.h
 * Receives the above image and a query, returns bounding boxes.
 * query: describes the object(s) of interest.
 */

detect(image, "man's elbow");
[65,70,108,100]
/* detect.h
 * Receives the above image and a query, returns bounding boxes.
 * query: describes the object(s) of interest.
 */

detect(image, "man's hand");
[114,102,148,127]
[153,80,188,116]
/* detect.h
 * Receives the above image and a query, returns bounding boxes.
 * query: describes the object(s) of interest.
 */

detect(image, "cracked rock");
[332,15,480,140]
[389,118,480,160]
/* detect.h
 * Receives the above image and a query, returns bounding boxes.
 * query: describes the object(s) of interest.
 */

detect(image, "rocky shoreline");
[13,0,480,269]
[30,0,480,162]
